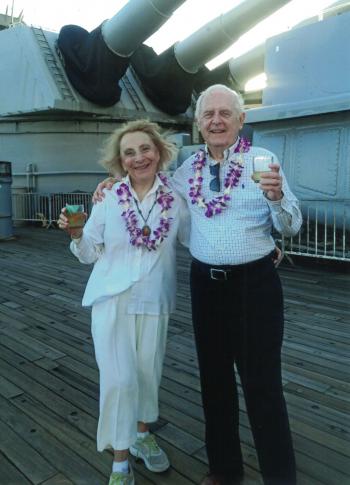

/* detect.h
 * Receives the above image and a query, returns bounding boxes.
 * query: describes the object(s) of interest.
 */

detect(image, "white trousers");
[91,290,169,451]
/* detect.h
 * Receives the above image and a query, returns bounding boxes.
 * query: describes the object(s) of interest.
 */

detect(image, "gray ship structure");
[0,0,349,258]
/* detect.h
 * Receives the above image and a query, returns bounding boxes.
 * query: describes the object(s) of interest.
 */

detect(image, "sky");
[1,0,337,90]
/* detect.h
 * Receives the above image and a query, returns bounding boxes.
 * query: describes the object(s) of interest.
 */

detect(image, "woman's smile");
[120,131,160,188]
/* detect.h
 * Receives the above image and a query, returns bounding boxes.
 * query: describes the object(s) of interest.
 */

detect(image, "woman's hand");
[92,177,120,203]
[272,246,283,267]
[259,163,283,201]
[57,207,86,239]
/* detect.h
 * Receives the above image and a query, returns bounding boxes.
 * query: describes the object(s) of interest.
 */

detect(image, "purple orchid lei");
[116,173,174,251]
[188,137,251,218]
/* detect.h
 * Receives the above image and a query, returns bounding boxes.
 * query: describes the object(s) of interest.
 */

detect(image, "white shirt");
[171,138,302,265]
[70,174,190,312]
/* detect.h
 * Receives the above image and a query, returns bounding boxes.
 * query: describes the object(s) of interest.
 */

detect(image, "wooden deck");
[0,226,349,485]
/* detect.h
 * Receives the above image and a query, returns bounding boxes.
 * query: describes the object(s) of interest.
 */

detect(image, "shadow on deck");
[0,227,349,485]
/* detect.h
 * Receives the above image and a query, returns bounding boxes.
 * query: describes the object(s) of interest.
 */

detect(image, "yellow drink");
[252,156,273,183]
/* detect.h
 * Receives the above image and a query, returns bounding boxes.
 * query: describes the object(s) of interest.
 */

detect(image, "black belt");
[192,251,275,281]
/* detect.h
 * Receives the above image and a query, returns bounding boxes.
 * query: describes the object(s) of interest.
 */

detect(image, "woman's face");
[120,131,160,186]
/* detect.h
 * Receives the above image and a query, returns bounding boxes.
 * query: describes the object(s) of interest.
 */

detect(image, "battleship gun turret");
[56,0,290,114]
[129,0,290,114]
[228,0,350,98]
[0,0,189,120]
[0,0,193,195]
[57,0,185,107]
[0,0,290,121]
[0,0,292,196]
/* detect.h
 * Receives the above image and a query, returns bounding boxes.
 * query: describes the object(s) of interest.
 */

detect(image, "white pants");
[91,290,169,451]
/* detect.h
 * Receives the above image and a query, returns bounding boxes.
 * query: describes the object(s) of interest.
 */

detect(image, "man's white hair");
[195,84,244,121]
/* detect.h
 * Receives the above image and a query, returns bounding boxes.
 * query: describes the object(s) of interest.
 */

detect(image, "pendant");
[141,225,151,237]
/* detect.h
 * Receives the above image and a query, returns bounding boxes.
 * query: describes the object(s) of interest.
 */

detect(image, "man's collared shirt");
[171,139,302,265]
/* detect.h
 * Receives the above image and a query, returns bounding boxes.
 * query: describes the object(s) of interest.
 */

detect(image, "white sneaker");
[130,434,170,472]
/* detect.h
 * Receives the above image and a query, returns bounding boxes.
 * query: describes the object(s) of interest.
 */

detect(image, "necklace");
[188,137,250,218]
[116,174,174,251]
[133,190,158,237]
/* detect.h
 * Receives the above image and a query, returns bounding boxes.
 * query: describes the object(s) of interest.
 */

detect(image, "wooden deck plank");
[40,473,75,485]
[0,395,105,485]
[0,451,33,485]
[0,409,56,484]
[0,226,349,485]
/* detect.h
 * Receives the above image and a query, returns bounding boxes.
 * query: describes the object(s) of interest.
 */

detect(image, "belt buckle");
[210,268,228,281]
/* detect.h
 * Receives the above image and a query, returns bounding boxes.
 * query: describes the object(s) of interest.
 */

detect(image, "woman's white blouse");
[70,175,190,313]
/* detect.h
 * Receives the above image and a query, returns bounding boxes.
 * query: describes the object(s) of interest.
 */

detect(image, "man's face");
[197,90,245,153]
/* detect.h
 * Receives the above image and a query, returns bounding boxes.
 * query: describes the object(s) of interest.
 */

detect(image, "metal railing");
[279,199,350,262]
[11,192,92,228]
[11,193,350,262]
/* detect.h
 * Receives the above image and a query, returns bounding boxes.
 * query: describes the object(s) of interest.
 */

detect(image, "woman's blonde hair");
[99,119,178,176]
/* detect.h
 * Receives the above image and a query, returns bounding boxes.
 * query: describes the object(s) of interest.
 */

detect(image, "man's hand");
[92,177,119,203]
[57,208,86,239]
[259,163,283,201]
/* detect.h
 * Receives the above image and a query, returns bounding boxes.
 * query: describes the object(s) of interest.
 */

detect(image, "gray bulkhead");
[245,10,350,218]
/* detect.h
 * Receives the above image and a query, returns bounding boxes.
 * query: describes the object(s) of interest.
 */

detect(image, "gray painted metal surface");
[263,9,350,108]
[0,7,191,194]
[245,10,350,226]
[0,25,191,120]
[229,42,265,91]
[174,0,289,73]
[1,1,349,259]
[247,10,350,120]
[248,113,350,206]
[0,119,116,193]
[0,118,189,194]
[0,161,13,238]
[102,0,185,56]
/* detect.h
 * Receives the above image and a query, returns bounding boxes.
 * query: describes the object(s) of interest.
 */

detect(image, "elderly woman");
[58,120,189,485]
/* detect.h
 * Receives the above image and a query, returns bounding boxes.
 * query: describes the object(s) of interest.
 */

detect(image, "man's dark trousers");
[190,253,296,484]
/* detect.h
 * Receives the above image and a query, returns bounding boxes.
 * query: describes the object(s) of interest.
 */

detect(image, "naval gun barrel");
[102,0,185,57]
[130,0,290,114]
[174,0,290,74]
[228,42,265,91]
[57,0,185,106]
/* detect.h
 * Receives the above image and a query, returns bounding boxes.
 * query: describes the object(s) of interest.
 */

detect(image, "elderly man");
[170,85,301,485]
[93,84,302,485]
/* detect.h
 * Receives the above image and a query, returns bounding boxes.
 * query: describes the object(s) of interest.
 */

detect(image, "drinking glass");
[252,155,273,183]
[65,204,85,228]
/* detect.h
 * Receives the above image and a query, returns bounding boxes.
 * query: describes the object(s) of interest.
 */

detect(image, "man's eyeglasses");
[209,163,220,192]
